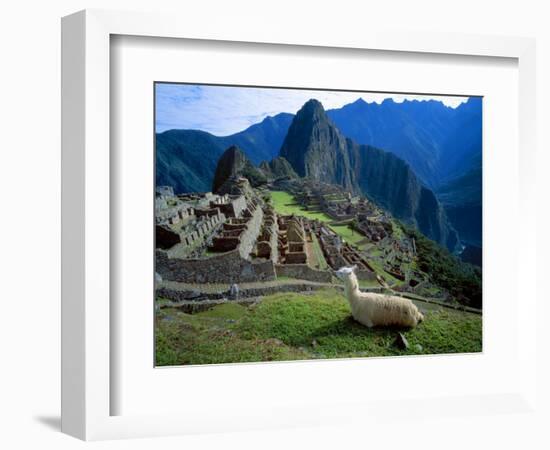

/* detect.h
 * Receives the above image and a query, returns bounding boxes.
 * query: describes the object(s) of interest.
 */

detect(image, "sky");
[155,83,470,136]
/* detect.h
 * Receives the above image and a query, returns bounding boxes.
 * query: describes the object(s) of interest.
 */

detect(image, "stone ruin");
[155,183,279,284]
[254,206,279,262]
[355,213,392,242]
[155,178,424,289]
[313,223,377,281]
[292,180,383,227]
[277,215,308,264]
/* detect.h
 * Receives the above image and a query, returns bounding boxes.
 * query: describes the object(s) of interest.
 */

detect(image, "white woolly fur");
[335,266,424,328]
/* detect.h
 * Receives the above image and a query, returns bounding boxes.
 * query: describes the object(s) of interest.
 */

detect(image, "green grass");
[367,247,383,257]
[310,234,329,270]
[390,219,404,239]
[365,259,400,285]
[270,191,332,222]
[270,191,369,250]
[156,289,482,366]
[329,224,365,248]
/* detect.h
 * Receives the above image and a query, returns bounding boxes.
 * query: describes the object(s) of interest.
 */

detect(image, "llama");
[335,266,424,328]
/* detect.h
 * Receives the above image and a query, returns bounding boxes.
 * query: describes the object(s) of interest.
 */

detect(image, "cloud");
[155,83,471,135]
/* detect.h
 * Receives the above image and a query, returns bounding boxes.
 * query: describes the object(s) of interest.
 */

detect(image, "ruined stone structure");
[156,185,175,197]
[208,197,262,258]
[281,179,426,286]
[254,206,279,262]
[154,178,412,288]
[355,214,392,242]
[156,184,281,284]
[292,180,384,228]
[156,225,181,250]
[274,264,332,283]
[277,215,308,265]
[209,193,247,219]
[315,224,377,282]
[156,249,276,284]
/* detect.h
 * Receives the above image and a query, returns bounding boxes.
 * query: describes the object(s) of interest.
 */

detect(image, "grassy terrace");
[270,191,364,247]
[310,234,329,270]
[156,289,482,366]
[270,191,332,222]
[270,190,392,281]
[329,223,367,248]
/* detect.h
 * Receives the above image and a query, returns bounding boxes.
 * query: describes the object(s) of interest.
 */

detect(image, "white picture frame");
[61,9,537,441]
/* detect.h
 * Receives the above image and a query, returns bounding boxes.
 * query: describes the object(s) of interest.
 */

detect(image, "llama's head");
[335,265,357,282]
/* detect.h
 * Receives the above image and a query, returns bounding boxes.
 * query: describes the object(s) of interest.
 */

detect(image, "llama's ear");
[351,265,357,271]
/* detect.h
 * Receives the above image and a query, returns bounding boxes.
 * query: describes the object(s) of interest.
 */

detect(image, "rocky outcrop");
[280,99,459,251]
[212,146,267,193]
[259,156,298,180]
[280,99,358,193]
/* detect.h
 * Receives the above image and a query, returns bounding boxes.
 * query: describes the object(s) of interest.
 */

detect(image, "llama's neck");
[343,274,360,305]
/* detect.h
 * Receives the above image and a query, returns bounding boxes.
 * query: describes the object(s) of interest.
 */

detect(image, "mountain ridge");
[156,96,481,249]
[280,99,459,251]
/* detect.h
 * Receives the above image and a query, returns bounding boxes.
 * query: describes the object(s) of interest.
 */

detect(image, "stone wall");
[157,282,330,308]
[178,211,225,248]
[212,195,247,218]
[237,204,263,259]
[156,185,175,197]
[275,264,333,283]
[257,208,279,263]
[269,213,279,263]
[285,252,307,264]
[156,203,195,225]
[156,249,276,284]
[156,225,181,250]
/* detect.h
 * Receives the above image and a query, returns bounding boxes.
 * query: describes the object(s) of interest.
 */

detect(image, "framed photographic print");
[62,9,538,441]
[153,82,483,368]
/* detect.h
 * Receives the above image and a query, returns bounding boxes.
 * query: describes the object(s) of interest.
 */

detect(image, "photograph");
[154,83,483,366]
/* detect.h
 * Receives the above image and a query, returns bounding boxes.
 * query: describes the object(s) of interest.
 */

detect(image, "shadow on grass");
[314,315,410,335]
[292,315,414,351]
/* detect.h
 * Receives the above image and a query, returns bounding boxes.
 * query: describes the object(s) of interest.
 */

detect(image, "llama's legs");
[355,315,373,328]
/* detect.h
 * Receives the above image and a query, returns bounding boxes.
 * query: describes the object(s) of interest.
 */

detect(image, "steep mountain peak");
[297,98,327,118]
[280,98,459,250]
[212,145,247,191]
[343,97,371,112]
[223,145,253,173]
[351,97,367,106]
[212,145,266,193]
[280,99,358,192]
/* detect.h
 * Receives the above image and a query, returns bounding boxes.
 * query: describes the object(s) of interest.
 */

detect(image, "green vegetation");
[270,191,332,222]
[241,164,267,187]
[156,289,482,366]
[403,224,482,309]
[310,234,329,270]
[367,259,403,286]
[330,223,365,248]
[390,219,404,239]
[269,190,480,308]
[270,191,365,249]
